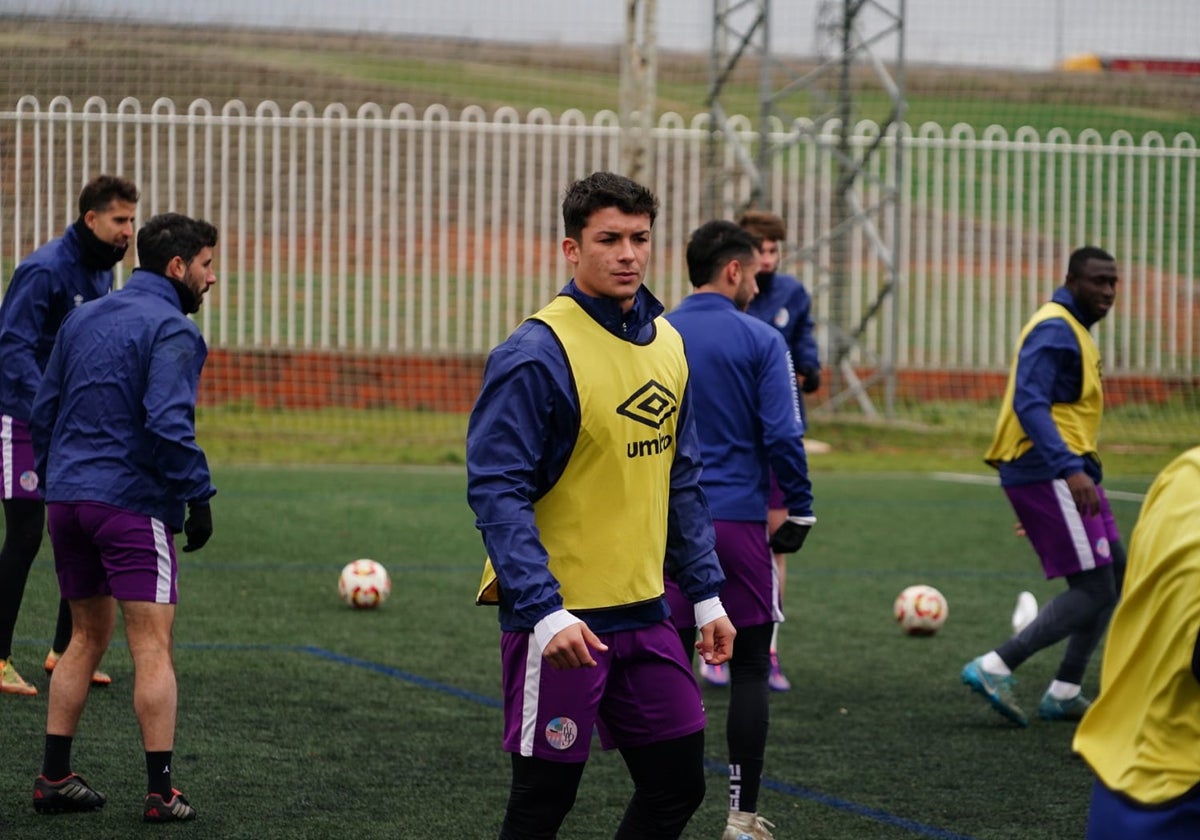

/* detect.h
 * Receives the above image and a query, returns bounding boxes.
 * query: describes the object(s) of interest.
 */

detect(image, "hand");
[182,502,213,552]
[542,622,608,670]
[799,366,821,394]
[695,615,735,666]
[1065,472,1100,517]
[769,518,811,554]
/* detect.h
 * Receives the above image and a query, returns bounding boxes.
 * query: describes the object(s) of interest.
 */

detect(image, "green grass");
[0,464,1150,839]
[191,400,1190,481]
[197,405,470,466]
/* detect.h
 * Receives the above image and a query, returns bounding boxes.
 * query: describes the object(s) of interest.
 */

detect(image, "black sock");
[146,751,173,797]
[42,734,73,780]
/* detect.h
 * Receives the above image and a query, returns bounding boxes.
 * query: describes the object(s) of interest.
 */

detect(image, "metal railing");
[2,96,1196,374]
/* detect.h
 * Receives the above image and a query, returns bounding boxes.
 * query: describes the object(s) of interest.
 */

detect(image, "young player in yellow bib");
[467,172,736,840]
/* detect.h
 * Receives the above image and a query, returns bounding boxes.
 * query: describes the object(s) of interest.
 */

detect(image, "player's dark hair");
[1067,245,1115,277]
[686,219,759,288]
[737,208,786,242]
[561,171,658,241]
[137,213,218,276]
[77,174,140,216]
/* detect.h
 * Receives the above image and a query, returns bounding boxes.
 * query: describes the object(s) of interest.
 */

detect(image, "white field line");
[931,471,1145,503]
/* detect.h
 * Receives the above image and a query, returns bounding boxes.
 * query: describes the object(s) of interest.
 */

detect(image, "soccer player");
[0,174,139,696]
[664,219,815,840]
[962,245,1125,727]
[1073,446,1200,839]
[722,209,823,694]
[29,212,218,822]
[467,171,736,840]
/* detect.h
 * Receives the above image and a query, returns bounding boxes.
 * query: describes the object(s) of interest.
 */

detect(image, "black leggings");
[726,622,772,814]
[498,730,706,840]
[674,620,774,814]
[0,498,45,658]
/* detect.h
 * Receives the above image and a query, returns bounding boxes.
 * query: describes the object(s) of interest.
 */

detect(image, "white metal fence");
[1,96,1196,374]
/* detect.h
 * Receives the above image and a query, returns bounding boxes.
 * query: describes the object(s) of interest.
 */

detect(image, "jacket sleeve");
[29,332,65,484]
[663,380,725,604]
[144,322,216,505]
[760,331,814,517]
[466,325,577,627]
[1012,319,1086,479]
[0,265,53,420]
[789,283,820,373]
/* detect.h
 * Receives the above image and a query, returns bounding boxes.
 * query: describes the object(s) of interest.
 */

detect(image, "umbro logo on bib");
[615,379,677,430]
[617,380,677,459]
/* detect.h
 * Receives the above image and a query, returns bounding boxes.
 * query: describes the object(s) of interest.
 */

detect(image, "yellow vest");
[1073,447,1200,803]
[984,302,1103,466]
[477,295,688,611]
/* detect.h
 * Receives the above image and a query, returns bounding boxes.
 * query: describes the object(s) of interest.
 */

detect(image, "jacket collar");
[562,280,664,341]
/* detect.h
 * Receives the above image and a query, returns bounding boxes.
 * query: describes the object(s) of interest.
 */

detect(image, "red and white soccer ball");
[338,559,391,609]
[893,584,948,636]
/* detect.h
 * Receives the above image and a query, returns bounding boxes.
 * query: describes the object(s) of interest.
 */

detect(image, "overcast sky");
[12,1,1199,70]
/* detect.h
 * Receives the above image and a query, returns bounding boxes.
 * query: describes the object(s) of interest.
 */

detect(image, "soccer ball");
[338,559,391,609]
[893,584,948,636]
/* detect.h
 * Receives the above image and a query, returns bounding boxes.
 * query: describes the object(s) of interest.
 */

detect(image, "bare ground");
[1,14,1195,118]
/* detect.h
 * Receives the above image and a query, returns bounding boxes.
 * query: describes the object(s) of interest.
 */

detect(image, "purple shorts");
[1005,480,1120,579]
[1,416,42,500]
[499,620,705,762]
[47,501,179,604]
[665,520,780,630]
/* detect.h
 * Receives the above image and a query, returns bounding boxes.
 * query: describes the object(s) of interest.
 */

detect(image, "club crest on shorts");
[544,717,579,750]
[19,470,38,492]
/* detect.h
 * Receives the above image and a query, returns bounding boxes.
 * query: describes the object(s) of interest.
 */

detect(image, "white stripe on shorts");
[151,517,173,603]
[518,641,543,757]
[1052,478,1096,571]
[1,415,12,499]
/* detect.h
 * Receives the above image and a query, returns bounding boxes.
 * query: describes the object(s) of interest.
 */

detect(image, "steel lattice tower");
[705,0,907,417]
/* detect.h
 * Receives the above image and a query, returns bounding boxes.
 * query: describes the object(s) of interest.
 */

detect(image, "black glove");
[182,502,213,553]
[769,519,811,554]
[799,366,821,394]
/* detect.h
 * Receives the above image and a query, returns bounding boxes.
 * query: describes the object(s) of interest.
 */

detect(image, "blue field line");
[298,644,502,708]
[221,641,980,840]
[165,640,502,708]
[732,761,979,840]
[45,637,976,838]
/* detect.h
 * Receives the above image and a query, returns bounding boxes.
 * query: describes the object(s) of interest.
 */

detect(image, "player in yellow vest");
[1073,447,1200,838]
[962,246,1126,726]
[467,172,736,840]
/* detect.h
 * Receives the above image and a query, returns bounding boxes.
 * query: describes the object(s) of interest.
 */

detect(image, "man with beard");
[715,209,823,695]
[30,212,218,822]
[664,219,815,840]
[0,175,139,696]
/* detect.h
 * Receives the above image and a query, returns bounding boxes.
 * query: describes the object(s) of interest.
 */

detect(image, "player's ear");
[562,237,580,266]
[164,254,187,281]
